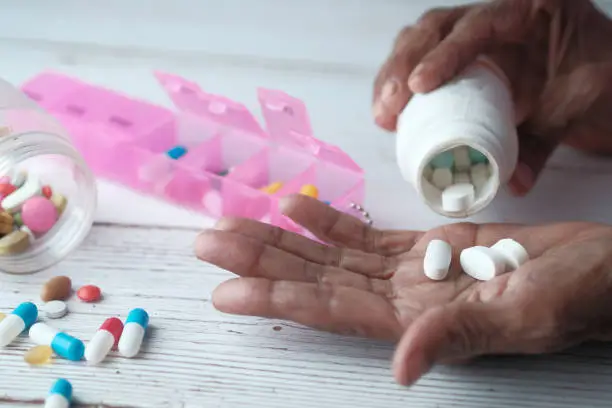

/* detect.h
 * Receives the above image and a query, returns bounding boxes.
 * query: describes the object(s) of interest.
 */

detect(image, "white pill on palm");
[490,238,529,271]
[423,239,452,281]
[460,246,506,281]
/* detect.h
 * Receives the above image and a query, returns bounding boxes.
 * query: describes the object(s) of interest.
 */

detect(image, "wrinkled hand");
[373,0,612,196]
[195,195,612,386]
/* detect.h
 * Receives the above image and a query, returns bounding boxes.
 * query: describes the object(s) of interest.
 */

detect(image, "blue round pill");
[430,151,454,169]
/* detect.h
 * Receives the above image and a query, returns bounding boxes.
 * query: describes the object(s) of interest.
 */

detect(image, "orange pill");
[77,285,101,302]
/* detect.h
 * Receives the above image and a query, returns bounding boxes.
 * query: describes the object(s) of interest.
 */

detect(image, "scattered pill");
[0,230,31,254]
[431,168,453,189]
[24,345,54,365]
[41,276,72,302]
[430,151,454,169]
[11,171,27,188]
[0,211,13,235]
[44,301,68,319]
[453,172,471,184]
[21,196,58,233]
[460,246,507,281]
[442,183,475,212]
[0,302,38,347]
[260,181,283,194]
[490,238,529,271]
[29,322,85,361]
[469,147,488,164]
[299,184,319,198]
[77,285,101,302]
[423,240,452,280]
[0,183,16,197]
[0,312,5,322]
[85,317,124,365]
[50,194,67,214]
[1,173,42,212]
[453,146,471,171]
[166,145,188,160]
[44,378,72,408]
[42,185,53,198]
[118,308,149,358]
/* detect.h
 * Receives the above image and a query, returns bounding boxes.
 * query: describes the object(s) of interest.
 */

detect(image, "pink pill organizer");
[20,72,366,236]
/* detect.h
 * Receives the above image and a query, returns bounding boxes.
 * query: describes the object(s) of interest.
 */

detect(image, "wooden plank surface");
[1,0,612,406]
[2,225,612,407]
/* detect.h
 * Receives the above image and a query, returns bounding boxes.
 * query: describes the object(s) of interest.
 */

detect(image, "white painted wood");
[1,225,612,407]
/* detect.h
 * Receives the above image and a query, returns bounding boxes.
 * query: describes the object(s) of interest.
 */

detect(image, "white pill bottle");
[396,57,518,217]
[0,78,97,274]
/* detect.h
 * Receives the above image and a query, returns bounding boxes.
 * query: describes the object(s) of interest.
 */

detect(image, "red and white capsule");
[85,317,123,365]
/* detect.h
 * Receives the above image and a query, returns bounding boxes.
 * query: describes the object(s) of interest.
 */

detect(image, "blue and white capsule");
[118,308,149,358]
[44,378,72,408]
[29,322,85,361]
[0,302,38,347]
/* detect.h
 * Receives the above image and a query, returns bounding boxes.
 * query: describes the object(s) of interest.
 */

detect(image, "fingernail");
[380,79,399,105]
[408,64,426,93]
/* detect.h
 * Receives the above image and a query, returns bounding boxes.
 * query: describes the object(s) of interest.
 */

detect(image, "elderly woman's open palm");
[195,195,612,386]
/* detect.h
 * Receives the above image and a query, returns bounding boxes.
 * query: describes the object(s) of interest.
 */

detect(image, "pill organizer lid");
[154,72,363,173]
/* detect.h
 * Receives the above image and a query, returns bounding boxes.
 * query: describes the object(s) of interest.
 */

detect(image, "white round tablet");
[490,238,529,271]
[423,239,452,281]
[460,246,506,281]
[442,183,475,212]
[44,300,68,319]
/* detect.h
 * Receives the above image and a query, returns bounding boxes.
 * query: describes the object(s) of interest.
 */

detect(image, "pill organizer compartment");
[20,71,365,236]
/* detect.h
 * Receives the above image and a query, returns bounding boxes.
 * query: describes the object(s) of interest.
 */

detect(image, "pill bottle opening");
[0,131,97,274]
[418,143,499,218]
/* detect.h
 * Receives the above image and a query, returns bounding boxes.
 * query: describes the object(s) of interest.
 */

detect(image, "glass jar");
[0,77,97,274]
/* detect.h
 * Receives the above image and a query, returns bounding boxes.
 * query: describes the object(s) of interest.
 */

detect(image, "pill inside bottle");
[422,145,494,216]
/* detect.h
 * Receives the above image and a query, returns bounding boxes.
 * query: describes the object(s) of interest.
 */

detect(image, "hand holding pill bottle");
[374,0,612,206]
[395,57,518,217]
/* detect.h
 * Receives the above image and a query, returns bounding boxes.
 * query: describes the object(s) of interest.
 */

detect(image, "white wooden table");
[2,1,612,406]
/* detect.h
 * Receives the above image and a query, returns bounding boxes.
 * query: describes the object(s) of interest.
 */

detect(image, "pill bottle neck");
[0,131,97,274]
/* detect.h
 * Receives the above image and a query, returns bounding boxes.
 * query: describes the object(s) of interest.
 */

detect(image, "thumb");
[392,301,515,386]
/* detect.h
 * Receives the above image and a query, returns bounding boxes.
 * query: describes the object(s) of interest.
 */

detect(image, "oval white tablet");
[1,174,41,212]
[460,246,506,281]
[442,183,475,212]
[490,238,529,271]
[423,239,452,280]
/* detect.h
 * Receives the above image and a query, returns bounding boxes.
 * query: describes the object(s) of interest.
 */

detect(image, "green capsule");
[468,147,488,164]
[429,151,454,169]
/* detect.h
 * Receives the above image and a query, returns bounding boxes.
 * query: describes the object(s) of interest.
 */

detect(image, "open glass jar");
[0,78,97,274]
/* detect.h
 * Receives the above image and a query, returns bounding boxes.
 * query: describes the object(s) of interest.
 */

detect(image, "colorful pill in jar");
[299,184,319,198]
[0,170,67,255]
[0,75,97,275]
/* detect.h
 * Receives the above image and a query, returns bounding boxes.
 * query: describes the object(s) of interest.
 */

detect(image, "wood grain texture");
[2,225,612,407]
